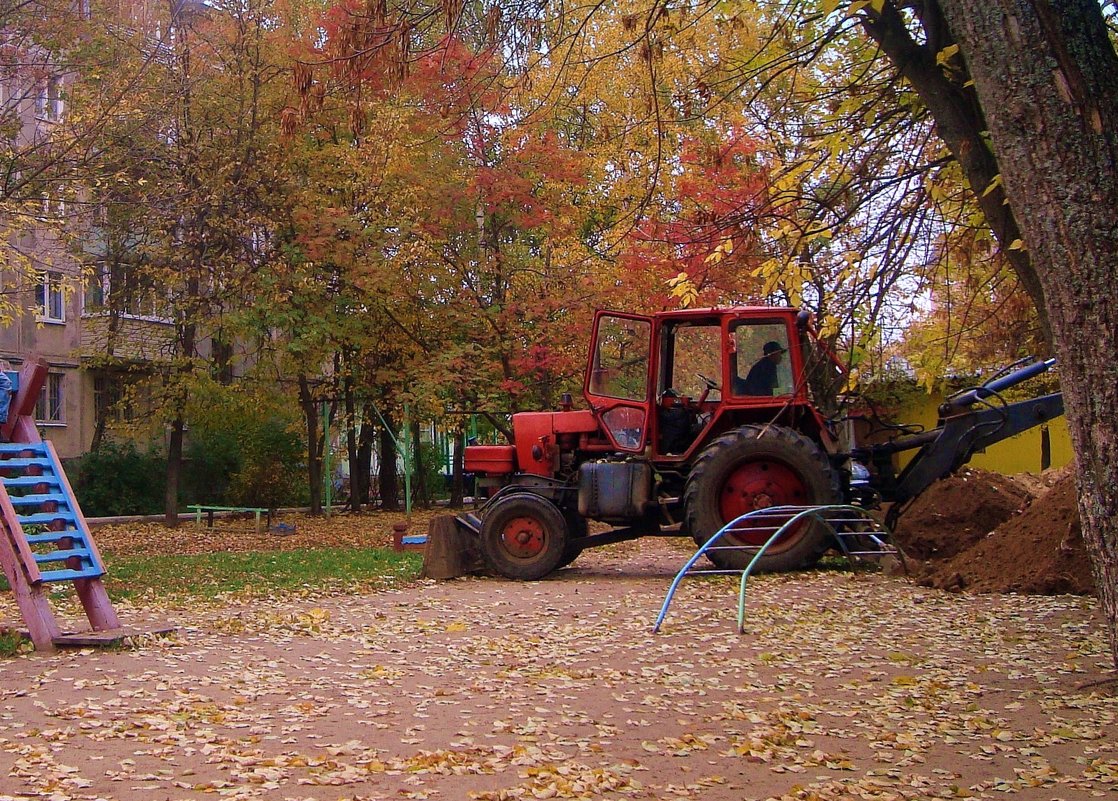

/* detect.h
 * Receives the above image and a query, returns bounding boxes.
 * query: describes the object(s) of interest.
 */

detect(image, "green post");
[402,403,412,518]
[322,401,332,516]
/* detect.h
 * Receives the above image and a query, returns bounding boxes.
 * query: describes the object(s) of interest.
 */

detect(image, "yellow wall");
[894,392,1072,475]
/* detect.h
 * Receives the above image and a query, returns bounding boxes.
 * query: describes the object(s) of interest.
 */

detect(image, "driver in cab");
[734,341,786,396]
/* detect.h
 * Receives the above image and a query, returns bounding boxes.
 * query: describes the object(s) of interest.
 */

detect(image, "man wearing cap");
[735,340,786,395]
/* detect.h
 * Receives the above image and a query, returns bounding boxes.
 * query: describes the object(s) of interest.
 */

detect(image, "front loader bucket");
[420,514,486,580]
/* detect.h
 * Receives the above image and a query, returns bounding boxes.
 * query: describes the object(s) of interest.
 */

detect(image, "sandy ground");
[0,539,1114,801]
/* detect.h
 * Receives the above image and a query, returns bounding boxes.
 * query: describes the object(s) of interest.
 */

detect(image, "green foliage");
[858,374,934,414]
[103,547,421,603]
[224,422,309,509]
[412,440,450,506]
[0,629,30,658]
[182,427,241,505]
[68,442,167,516]
[183,380,308,509]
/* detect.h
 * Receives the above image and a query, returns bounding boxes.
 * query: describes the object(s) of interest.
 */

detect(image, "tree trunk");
[410,418,428,508]
[344,371,359,512]
[355,405,375,507]
[378,416,400,511]
[450,424,465,507]
[298,375,323,516]
[164,320,195,525]
[936,0,1118,669]
[164,416,184,526]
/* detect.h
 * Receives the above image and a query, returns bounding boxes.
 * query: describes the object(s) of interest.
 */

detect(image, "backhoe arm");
[857,358,1064,505]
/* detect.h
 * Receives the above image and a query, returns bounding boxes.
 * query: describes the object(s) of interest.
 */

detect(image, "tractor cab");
[584,307,818,461]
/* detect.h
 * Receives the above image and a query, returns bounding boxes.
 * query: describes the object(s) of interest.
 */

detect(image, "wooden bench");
[188,505,272,533]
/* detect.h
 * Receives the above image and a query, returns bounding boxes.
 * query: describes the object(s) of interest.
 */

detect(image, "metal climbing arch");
[653,505,904,634]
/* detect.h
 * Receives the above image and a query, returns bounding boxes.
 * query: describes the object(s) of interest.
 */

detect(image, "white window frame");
[36,270,65,323]
[34,77,64,123]
[39,190,65,220]
[80,263,174,323]
[35,372,64,425]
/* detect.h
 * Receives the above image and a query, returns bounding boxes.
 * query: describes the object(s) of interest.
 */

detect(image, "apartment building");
[0,13,179,459]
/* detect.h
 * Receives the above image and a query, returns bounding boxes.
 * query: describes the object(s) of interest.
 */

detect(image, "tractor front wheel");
[480,494,569,580]
[683,425,840,572]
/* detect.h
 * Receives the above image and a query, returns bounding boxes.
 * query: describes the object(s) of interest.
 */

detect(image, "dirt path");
[0,540,1114,800]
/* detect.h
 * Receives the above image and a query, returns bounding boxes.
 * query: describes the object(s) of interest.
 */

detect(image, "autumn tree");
[70,0,293,521]
[284,1,613,503]
[0,0,98,323]
[908,0,1118,670]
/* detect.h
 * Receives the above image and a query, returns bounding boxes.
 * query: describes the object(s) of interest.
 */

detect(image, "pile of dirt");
[893,468,1031,561]
[895,466,1095,596]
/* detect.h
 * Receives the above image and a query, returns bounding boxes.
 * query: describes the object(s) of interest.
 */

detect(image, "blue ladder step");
[0,458,54,470]
[0,443,47,454]
[33,547,93,564]
[16,511,78,526]
[2,476,62,488]
[37,565,105,582]
[26,531,87,544]
[8,493,69,506]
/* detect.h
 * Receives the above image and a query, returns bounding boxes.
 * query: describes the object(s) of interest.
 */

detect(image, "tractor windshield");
[665,323,722,401]
[588,316,651,401]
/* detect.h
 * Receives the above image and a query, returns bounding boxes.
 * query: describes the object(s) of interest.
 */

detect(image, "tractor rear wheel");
[479,494,569,580]
[683,424,840,572]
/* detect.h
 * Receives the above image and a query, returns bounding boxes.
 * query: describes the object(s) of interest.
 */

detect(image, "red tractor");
[462,306,1063,580]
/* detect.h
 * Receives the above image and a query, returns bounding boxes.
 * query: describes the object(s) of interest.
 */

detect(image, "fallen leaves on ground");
[92,508,446,557]
[0,529,1113,800]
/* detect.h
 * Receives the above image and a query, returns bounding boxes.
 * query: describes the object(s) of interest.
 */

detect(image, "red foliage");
[617,130,769,308]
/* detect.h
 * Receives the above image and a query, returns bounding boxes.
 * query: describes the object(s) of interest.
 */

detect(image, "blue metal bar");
[0,442,45,453]
[33,548,93,564]
[37,566,103,581]
[652,504,809,632]
[26,531,84,544]
[0,459,53,470]
[654,504,898,634]
[7,494,68,506]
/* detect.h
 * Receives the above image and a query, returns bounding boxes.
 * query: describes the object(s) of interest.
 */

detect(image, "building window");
[40,189,65,220]
[35,77,64,122]
[36,372,64,424]
[83,262,171,320]
[93,373,149,424]
[36,271,65,322]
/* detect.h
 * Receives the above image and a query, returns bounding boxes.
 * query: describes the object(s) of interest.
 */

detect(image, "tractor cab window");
[731,322,794,397]
[663,323,722,401]
[656,322,722,455]
[589,316,651,401]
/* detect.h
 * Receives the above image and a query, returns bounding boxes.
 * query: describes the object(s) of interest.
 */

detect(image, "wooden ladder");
[0,359,126,649]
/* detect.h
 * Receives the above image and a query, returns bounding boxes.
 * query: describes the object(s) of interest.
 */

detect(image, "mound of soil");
[893,468,1031,561]
[925,470,1092,595]
[900,466,1095,596]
